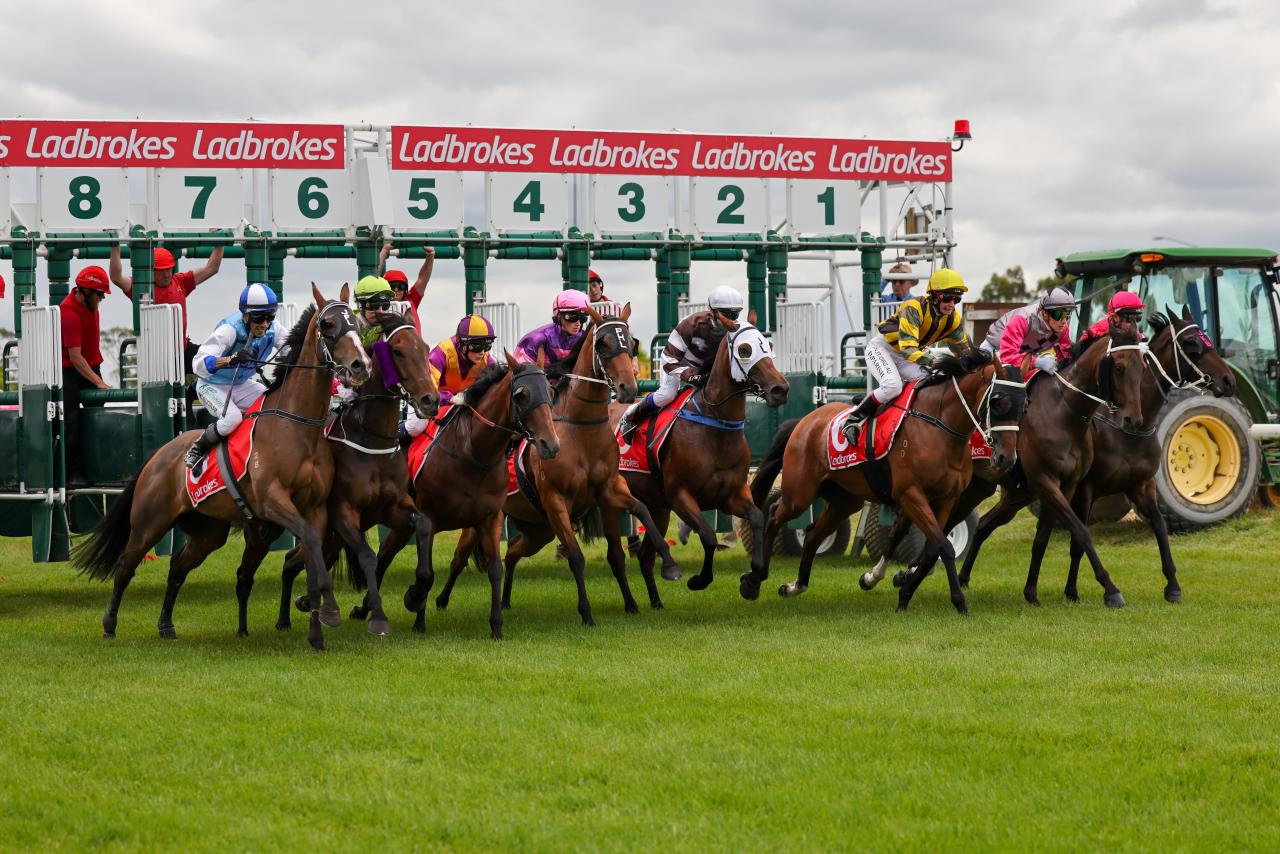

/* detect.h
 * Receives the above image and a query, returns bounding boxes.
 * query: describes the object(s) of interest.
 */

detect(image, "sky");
[2,0,1278,359]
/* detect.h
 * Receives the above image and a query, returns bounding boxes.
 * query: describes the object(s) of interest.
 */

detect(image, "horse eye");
[737,343,753,358]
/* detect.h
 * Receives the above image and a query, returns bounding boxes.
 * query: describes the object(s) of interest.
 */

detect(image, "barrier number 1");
[717,185,745,225]
[617,182,645,223]
[513,180,545,222]
[816,186,835,227]
[298,176,330,219]
[68,175,102,219]
[185,176,216,219]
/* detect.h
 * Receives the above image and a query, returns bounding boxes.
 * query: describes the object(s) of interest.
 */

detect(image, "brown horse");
[614,323,789,605]
[487,305,682,625]
[73,284,372,651]
[748,348,1027,614]
[265,311,440,637]
[953,324,1147,607]
[371,355,560,639]
[1061,308,1236,604]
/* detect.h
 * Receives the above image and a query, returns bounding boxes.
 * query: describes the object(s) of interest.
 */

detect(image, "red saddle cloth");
[970,430,993,460]
[506,438,531,497]
[616,387,696,475]
[406,404,454,481]
[826,383,917,471]
[186,395,265,507]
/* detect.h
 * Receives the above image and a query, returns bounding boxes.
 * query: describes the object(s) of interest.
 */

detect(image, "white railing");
[773,301,829,374]
[473,301,521,355]
[678,300,707,320]
[590,300,625,319]
[18,306,61,388]
[869,297,900,327]
[2,339,18,392]
[278,302,306,333]
[139,303,185,384]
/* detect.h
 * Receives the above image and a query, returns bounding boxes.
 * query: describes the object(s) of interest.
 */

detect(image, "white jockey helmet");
[708,286,745,311]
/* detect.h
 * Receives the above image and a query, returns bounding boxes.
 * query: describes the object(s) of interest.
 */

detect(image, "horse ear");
[313,282,326,306]
[748,307,758,326]
[1181,304,1193,323]
[621,302,632,321]
[505,350,518,371]
[339,282,350,304]
[1148,311,1169,331]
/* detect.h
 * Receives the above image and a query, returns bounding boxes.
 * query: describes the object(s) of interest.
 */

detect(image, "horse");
[488,304,682,626]
[264,311,440,637]
[373,355,560,640]
[73,284,372,651]
[951,323,1147,607]
[747,348,1027,614]
[612,324,789,606]
[1060,307,1236,604]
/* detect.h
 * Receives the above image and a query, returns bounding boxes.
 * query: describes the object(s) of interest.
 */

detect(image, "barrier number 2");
[68,176,102,219]
[717,185,745,225]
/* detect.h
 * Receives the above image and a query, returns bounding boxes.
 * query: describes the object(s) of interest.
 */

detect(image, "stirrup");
[842,417,865,444]
[185,446,207,474]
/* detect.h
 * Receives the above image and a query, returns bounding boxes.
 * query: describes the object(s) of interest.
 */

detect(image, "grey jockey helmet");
[1039,286,1076,313]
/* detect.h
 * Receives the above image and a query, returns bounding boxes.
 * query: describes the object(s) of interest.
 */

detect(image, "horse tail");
[72,471,141,580]
[579,507,604,544]
[751,418,801,507]
[337,531,371,591]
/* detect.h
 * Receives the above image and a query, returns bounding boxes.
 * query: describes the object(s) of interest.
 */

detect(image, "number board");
[36,168,129,231]
[590,175,670,233]
[786,179,860,235]
[486,173,568,232]
[689,178,768,235]
[152,169,245,231]
[389,171,464,231]
[269,169,352,229]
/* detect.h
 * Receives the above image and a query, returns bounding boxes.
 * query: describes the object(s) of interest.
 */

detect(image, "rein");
[251,301,361,429]
[1054,340,1145,412]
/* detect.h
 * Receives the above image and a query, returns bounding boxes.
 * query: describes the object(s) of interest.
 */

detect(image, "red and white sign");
[391,126,951,182]
[0,120,344,168]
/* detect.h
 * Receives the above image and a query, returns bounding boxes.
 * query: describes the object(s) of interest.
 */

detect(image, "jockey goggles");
[246,309,276,324]
[461,339,494,353]
[1114,308,1143,321]
[559,310,588,324]
[1046,308,1072,321]
[934,291,963,304]
[714,307,742,320]
[358,296,392,311]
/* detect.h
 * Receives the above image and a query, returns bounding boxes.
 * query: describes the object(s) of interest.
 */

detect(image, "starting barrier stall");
[1,117,965,561]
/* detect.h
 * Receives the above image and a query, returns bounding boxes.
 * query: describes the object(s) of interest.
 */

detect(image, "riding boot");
[619,393,657,443]
[184,423,223,473]
[842,394,881,444]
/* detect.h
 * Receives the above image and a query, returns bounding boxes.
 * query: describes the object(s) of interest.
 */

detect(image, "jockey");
[588,269,607,304]
[984,286,1075,374]
[515,290,591,365]
[618,284,743,439]
[1080,290,1146,342]
[845,268,970,441]
[186,283,288,469]
[353,275,396,342]
[402,314,498,439]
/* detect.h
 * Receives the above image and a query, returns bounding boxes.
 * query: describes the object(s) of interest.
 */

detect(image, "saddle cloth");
[186,395,265,507]
[827,384,917,470]
[406,404,456,481]
[616,387,696,475]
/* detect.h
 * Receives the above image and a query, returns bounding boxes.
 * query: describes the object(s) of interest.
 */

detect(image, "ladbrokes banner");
[391,126,950,181]
[0,120,345,168]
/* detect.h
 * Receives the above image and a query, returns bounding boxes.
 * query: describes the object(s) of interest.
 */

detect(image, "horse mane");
[462,361,511,404]
[918,347,991,388]
[375,311,414,337]
[1070,331,1106,361]
[263,304,316,393]
[544,325,590,384]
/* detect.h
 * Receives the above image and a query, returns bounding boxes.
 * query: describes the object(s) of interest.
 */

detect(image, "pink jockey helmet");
[1108,290,1145,314]
[552,289,591,318]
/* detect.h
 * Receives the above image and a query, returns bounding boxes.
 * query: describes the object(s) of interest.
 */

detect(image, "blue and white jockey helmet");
[239,283,279,315]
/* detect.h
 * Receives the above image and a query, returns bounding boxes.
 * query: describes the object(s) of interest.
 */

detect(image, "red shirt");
[152,270,198,341]
[404,287,423,332]
[59,293,103,368]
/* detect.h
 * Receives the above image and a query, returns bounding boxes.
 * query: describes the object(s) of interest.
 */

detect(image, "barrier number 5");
[68,175,102,219]
[298,176,330,219]
[513,180,545,222]
[407,178,438,220]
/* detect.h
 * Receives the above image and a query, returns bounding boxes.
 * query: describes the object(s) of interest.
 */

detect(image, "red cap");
[76,265,111,294]
[153,248,176,270]
[384,269,409,286]
[588,268,603,283]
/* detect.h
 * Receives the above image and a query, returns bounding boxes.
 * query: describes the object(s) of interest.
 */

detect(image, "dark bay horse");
[748,349,1026,614]
[1061,308,1236,604]
[268,312,440,637]
[73,284,372,651]
[492,305,682,626]
[613,324,789,605]
[376,355,560,639]
[953,324,1147,607]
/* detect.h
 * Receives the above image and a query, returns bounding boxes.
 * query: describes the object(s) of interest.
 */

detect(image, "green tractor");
[1058,247,1280,529]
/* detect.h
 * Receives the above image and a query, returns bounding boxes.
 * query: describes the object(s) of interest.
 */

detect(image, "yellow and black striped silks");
[877,297,969,362]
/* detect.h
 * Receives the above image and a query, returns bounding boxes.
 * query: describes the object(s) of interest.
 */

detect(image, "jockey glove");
[1034,354,1059,373]
[915,351,933,367]
[228,348,254,366]
[685,373,703,386]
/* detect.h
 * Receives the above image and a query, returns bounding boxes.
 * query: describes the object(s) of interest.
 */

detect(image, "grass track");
[1,508,1278,851]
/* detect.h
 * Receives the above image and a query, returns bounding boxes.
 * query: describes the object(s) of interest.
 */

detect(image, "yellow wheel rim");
[1166,415,1241,505]
[1266,484,1280,507]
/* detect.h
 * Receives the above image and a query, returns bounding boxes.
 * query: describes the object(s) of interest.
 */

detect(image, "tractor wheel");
[1154,391,1259,531]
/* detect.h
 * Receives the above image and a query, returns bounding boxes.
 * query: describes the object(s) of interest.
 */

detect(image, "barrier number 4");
[514,180,545,222]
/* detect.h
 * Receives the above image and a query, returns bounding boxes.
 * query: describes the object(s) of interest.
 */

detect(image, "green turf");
[1,508,1278,852]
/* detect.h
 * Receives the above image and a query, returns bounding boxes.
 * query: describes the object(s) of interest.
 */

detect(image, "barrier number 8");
[298,176,330,219]
[69,175,102,220]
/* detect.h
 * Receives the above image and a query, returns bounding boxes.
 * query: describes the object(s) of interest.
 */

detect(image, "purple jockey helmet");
[456,314,496,342]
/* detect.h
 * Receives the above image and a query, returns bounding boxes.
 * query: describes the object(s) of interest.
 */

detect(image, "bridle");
[250,301,365,429]
[908,364,1025,444]
[441,365,555,470]
[1054,337,1145,414]
[1144,320,1216,394]
[702,324,774,407]
[560,319,633,392]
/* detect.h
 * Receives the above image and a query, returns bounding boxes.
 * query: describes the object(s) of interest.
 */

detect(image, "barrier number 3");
[617,182,645,223]
[68,176,102,219]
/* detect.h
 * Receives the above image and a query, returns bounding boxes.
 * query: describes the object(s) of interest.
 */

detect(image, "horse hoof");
[958,575,971,590]
[349,604,369,620]
[367,619,391,637]
[661,564,683,582]
[491,631,504,641]
[435,596,450,611]
[895,604,908,613]
[625,602,639,615]
[237,628,249,638]
[650,600,664,611]
[1064,589,1080,603]
[739,573,761,601]
[275,621,291,632]
[1105,592,1126,609]
[858,573,874,591]
[158,625,176,640]
[581,616,596,628]
[686,573,712,592]
[103,613,117,637]
[953,600,969,617]
[1164,587,1182,604]
[1024,594,1041,607]
[891,571,908,588]
[294,595,310,614]
[778,582,807,598]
